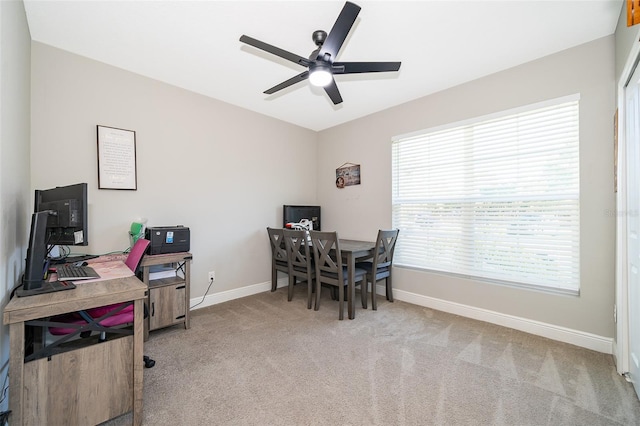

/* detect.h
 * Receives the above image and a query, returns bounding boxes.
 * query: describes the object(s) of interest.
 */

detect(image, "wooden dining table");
[337,239,377,319]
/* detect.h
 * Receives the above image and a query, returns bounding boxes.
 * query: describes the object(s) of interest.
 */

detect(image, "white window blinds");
[391,95,580,294]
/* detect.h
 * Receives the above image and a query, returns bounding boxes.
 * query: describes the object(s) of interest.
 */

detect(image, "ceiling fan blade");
[324,78,343,105]
[333,61,401,74]
[316,2,361,61]
[264,71,310,94]
[240,35,310,67]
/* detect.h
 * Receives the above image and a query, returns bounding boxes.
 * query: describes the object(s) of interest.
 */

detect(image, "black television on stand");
[283,205,321,231]
[16,211,76,297]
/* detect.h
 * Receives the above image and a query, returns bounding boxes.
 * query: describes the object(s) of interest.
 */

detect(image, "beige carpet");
[105,285,640,425]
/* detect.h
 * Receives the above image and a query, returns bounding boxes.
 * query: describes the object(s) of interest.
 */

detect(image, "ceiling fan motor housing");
[312,30,327,47]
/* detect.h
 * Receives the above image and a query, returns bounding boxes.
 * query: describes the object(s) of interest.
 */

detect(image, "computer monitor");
[34,183,88,246]
[283,205,321,231]
[16,211,75,297]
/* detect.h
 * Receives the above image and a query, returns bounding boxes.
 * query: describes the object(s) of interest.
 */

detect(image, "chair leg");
[334,285,349,301]
[287,275,295,301]
[361,280,368,309]
[349,281,357,320]
[307,279,313,309]
[314,280,322,311]
[372,276,378,311]
[338,284,344,320]
[386,275,394,302]
[271,265,277,292]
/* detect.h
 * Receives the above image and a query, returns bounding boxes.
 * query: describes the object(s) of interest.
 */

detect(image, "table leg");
[347,252,355,319]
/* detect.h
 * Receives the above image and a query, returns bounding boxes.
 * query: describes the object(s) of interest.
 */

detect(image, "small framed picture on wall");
[336,162,361,188]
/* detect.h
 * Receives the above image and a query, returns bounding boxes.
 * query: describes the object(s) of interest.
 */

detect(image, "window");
[391,95,580,294]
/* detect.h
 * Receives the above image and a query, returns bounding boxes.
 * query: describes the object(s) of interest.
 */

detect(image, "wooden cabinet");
[148,279,186,329]
[140,252,192,340]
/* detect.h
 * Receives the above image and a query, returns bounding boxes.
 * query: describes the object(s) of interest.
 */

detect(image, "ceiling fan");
[239,1,401,105]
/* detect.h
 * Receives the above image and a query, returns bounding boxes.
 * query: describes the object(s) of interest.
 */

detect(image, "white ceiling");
[23,0,623,131]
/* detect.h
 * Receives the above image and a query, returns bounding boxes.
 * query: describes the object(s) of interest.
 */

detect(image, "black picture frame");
[97,125,137,190]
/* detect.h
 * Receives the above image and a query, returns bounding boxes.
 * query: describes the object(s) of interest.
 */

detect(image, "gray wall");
[5,12,620,385]
[30,42,318,300]
[0,0,31,411]
[317,36,616,338]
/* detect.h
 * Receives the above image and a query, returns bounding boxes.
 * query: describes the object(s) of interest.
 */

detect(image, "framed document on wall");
[97,125,137,190]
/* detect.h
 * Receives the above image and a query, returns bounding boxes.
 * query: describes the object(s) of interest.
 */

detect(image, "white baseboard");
[190,280,613,354]
[385,285,613,354]
[189,278,287,310]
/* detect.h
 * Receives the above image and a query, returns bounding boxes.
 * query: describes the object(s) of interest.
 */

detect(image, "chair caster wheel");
[143,355,156,368]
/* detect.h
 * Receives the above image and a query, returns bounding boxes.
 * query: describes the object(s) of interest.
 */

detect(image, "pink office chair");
[81,237,151,326]
[49,239,150,341]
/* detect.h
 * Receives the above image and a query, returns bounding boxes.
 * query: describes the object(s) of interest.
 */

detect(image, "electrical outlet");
[208,271,216,281]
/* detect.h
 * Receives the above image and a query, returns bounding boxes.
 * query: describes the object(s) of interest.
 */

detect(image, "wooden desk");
[338,239,376,320]
[3,272,147,426]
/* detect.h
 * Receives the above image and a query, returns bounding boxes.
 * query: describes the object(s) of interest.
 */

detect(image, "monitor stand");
[16,281,76,297]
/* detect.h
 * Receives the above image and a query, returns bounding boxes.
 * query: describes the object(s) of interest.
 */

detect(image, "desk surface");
[4,269,147,325]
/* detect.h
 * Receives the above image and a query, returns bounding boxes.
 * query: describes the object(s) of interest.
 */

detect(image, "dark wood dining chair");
[282,229,314,309]
[267,227,288,292]
[356,229,399,310]
[309,230,366,320]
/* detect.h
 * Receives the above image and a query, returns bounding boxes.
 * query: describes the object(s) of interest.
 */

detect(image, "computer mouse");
[74,261,88,267]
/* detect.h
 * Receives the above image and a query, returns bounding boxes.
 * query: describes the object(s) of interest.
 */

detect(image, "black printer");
[145,226,190,255]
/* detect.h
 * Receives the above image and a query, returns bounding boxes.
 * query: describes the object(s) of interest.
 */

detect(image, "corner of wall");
[0,0,32,412]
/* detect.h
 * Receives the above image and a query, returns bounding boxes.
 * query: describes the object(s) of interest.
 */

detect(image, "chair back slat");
[309,231,343,284]
[283,229,312,270]
[373,229,399,271]
[267,227,287,262]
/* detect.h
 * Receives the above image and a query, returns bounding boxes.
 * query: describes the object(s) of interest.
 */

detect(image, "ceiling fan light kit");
[239,1,401,105]
[309,63,332,87]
